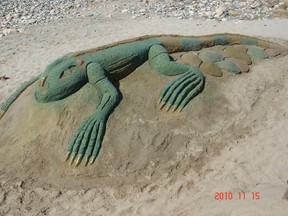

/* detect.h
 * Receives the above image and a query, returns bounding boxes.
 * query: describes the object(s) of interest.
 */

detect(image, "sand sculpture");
[0,34,282,166]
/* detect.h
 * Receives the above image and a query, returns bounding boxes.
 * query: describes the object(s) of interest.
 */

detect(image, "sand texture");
[0,18,288,215]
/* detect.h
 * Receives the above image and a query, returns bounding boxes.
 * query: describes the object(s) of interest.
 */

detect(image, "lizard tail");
[0,75,40,119]
[158,33,281,53]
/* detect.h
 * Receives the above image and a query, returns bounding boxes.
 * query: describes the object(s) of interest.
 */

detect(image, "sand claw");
[0,110,5,120]
[158,101,165,110]
[75,155,83,167]
[69,154,76,165]
[90,156,96,165]
[65,152,71,161]
[84,157,89,166]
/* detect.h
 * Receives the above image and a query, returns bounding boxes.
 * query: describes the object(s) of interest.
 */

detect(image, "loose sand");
[0,17,288,215]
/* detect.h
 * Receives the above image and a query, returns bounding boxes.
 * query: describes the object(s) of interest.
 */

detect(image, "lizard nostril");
[39,76,47,87]
[76,59,84,66]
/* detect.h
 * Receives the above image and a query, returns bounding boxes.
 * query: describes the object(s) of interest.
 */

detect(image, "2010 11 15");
[214,192,260,200]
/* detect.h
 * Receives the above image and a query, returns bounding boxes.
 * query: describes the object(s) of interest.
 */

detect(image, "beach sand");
[0,17,288,215]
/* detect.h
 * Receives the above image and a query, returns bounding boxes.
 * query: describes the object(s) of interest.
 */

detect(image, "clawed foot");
[158,69,205,112]
[65,114,106,167]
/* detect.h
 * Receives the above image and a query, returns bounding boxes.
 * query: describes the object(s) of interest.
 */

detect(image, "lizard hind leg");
[148,44,205,112]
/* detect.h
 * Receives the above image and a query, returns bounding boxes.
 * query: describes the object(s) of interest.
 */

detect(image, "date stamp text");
[214,192,260,201]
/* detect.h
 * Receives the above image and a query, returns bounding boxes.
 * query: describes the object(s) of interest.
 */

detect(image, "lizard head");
[35,57,88,103]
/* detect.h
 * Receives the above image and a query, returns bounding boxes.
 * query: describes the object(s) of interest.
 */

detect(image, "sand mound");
[0,58,241,190]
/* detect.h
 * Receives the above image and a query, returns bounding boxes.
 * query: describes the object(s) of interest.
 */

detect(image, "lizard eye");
[68,65,76,73]
[60,66,76,79]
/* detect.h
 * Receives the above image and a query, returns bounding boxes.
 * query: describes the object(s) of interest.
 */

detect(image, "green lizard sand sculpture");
[0,34,282,166]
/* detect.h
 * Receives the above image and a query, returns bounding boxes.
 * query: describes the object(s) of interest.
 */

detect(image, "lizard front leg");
[66,63,120,166]
[148,45,205,112]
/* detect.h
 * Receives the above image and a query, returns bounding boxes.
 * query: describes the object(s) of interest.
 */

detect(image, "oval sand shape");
[179,52,202,67]
[199,50,225,62]
[200,61,223,77]
[264,48,282,57]
[224,46,252,64]
[216,60,242,74]
[227,58,250,73]
[247,47,269,60]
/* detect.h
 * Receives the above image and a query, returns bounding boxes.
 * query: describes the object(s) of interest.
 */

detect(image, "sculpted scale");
[0,34,282,166]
